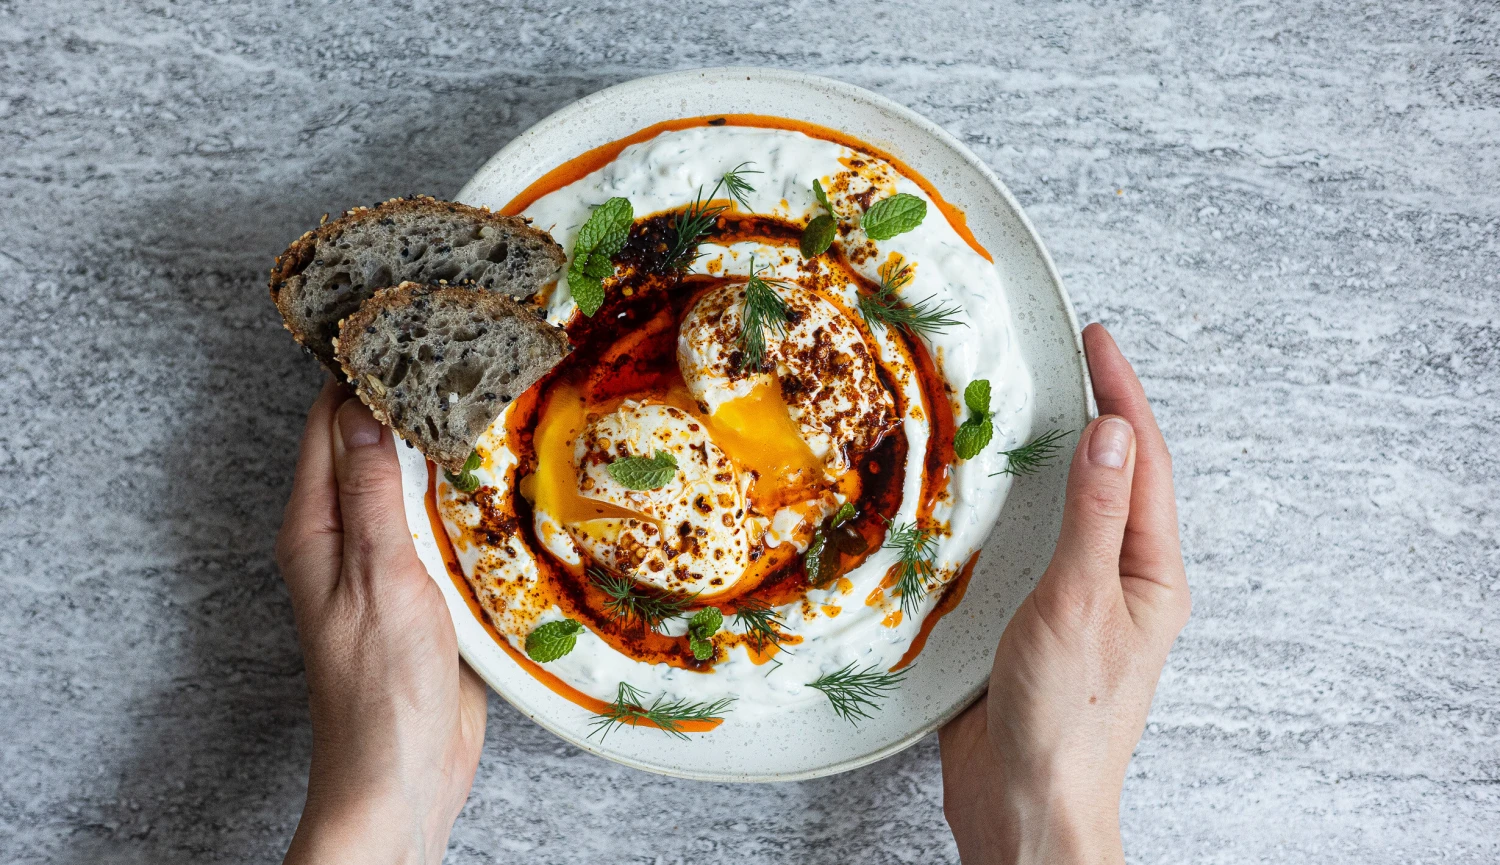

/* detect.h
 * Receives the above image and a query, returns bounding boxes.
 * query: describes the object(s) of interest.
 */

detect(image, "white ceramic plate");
[397,67,1088,782]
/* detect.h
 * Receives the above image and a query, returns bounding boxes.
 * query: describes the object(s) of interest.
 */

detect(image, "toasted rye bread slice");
[271,195,565,371]
[336,282,571,472]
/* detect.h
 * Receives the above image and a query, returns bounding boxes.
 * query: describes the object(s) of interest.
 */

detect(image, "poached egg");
[677,280,897,472]
[567,400,752,597]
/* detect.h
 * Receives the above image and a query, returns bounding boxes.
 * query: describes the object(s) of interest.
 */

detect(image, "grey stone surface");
[2,0,1497,862]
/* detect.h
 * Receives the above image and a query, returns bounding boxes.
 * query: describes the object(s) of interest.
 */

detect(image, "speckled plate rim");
[397,67,1090,782]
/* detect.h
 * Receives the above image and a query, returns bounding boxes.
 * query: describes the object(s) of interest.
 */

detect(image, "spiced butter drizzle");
[427,115,977,683]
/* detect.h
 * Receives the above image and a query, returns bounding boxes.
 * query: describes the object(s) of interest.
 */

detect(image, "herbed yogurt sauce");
[437,125,1033,720]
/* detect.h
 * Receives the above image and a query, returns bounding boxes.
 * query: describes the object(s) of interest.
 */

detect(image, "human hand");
[939,324,1190,865]
[275,380,488,865]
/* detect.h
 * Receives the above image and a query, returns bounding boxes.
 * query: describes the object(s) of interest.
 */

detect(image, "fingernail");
[338,400,384,449]
[1088,417,1132,469]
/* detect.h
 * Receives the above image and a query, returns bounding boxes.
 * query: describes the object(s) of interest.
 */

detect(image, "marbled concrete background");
[2,1,1497,862]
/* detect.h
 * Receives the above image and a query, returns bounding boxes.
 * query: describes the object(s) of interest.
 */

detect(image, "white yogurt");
[437,126,1034,720]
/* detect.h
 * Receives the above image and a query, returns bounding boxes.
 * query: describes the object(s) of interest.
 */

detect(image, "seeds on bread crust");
[270,195,565,371]
[335,282,571,472]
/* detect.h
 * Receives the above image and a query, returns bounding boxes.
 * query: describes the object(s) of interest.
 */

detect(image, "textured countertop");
[2,2,1497,862]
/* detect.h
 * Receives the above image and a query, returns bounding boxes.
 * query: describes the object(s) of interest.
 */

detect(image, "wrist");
[1001,784,1123,865]
[946,771,1122,865]
[284,784,441,865]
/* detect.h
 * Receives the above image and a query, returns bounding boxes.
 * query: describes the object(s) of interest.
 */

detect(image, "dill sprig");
[808,662,910,723]
[737,256,789,371]
[883,519,941,615]
[588,681,735,741]
[990,429,1072,477]
[857,255,965,340]
[718,161,760,209]
[588,567,693,632]
[664,163,759,269]
[732,597,786,651]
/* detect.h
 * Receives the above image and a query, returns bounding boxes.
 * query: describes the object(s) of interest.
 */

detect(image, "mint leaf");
[954,418,994,460]
[689,606,723,638]
[804,530,828,584]
[956,380,995,459]
[568,197,633,317]
[800,214,836,258]
[833,523,869,555]
[813,178,833,215]
[830,501,856,528]
[525,618,585,662]
[862,192,927,240]
[567,267,605,316]
[806,502,860,586]
[578,253,614,280]
[964,379,991,416]
[687,607,722,661]
[607,450,678,490]
[576,197,632,255]
[443,449,483,493]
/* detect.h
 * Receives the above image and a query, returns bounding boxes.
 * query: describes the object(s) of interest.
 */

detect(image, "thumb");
[1043,416,1137,587]
[331,397,423,590]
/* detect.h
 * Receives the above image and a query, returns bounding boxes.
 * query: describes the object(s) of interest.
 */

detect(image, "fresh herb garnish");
[607,449,678,490]
[800,178,838,258]
[800,214,837,258]
[804,532,832,586]
[664,187,721,270]
[443,449,482,493]
[567,196,633,317]
[953,379,995,461]
[718,161,760,209]
[813,178,834,215]
[732,598,786,651]
[805,501,865,587]
[588,567,693,632]
[664,164,759,269]
[990,429,1072,477]
[830,500,856,526]
[861,192,927,240]
[857,255,965,340]
[808,662,910,723]
[524,618,584,662]
[737,256,789,371]
[883,518,940,615]
[588,681,735,741]
[687,607,723,661]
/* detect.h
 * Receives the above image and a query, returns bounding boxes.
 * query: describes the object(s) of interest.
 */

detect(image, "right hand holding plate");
[939,323,1191,865]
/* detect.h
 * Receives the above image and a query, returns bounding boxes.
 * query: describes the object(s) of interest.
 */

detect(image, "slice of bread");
[271,195,565,370]
[335,282,571,472]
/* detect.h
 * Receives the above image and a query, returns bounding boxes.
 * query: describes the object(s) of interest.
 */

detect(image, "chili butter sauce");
[426,116,997,701]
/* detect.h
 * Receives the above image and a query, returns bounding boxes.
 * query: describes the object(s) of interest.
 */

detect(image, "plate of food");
[269,67,1088,781]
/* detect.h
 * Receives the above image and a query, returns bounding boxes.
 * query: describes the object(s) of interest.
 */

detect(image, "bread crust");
[269,195,564,371]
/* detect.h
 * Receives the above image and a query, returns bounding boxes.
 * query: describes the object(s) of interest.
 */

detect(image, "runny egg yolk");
[699,380,824,508]
[529,377,824,516]
[677,281,897,475]
[519,382,654,526]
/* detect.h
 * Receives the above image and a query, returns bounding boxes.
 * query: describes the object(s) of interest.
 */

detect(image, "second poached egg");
[569,400,752,597]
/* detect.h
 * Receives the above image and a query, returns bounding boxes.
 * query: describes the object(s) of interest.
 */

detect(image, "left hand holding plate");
[276,380,488,865]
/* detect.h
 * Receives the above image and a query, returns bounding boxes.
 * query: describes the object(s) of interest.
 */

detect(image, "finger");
[1042,415,1137,592]
[1081,324,1184,584]
[275,378,347,612]
[331,397,424,594]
